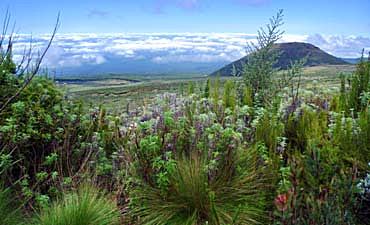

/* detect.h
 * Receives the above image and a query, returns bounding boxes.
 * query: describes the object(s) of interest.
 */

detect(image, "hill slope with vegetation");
[211,42,349,76]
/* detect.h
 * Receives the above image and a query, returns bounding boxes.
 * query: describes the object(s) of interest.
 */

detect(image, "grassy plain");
[60,65,355,112]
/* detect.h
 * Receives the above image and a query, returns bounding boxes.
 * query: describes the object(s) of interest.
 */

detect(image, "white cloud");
[281,34,308,43]
[10,33,370,69]
[306,34,370,58]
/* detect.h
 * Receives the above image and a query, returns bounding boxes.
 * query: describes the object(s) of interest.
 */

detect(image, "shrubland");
[0,10,369,225]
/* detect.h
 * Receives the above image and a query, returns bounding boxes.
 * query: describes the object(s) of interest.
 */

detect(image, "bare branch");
[16,37,33,75]
[246,9,284,55]
[0,8,11,50]
[0,13,61,114]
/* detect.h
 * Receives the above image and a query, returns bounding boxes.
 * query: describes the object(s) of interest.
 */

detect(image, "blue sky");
[2,0,369,35]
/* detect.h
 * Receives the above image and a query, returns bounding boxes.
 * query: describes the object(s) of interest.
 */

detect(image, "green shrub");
[35,185,120,225]
[255,109,284,154]
[342,58,370,114]
[273,143,359,225]
[271,101,367,224]
[222,80,236,110]
[204,78,211,98]
[0,60,119,204]
[211,76,221,103]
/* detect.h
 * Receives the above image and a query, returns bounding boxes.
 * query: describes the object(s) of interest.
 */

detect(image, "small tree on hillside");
[243,9,284,105]
[347,50,370,113]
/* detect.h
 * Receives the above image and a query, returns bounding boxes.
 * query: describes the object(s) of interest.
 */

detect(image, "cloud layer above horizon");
[10,33,370,70]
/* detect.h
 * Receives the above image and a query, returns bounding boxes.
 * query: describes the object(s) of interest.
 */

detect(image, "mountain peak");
[211,42,348,76]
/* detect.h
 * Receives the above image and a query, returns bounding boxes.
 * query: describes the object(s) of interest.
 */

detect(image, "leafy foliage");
[0,29,119,211]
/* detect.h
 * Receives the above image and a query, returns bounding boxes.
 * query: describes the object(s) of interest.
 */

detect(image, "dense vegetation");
[1,10,369,225]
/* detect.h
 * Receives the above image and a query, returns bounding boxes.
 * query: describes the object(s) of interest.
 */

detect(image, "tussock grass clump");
[36,185,120,225]
[129,150,269,225]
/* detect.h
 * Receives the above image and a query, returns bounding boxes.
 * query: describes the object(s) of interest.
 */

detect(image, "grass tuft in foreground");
[0,186,24,225]
[35,185,120,225]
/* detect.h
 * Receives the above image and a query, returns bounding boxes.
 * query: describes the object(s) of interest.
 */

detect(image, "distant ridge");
[342,58,362,64]
[210,42,349,76]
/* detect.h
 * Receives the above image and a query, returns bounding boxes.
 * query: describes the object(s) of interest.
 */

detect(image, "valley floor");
[62,65,355,111]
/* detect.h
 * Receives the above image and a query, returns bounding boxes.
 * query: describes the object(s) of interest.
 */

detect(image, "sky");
[2,0,369,35]
[1,0,370,75]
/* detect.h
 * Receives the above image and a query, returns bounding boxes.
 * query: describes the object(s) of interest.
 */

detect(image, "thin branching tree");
[243,9,284,105]
[0,10,60,113]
